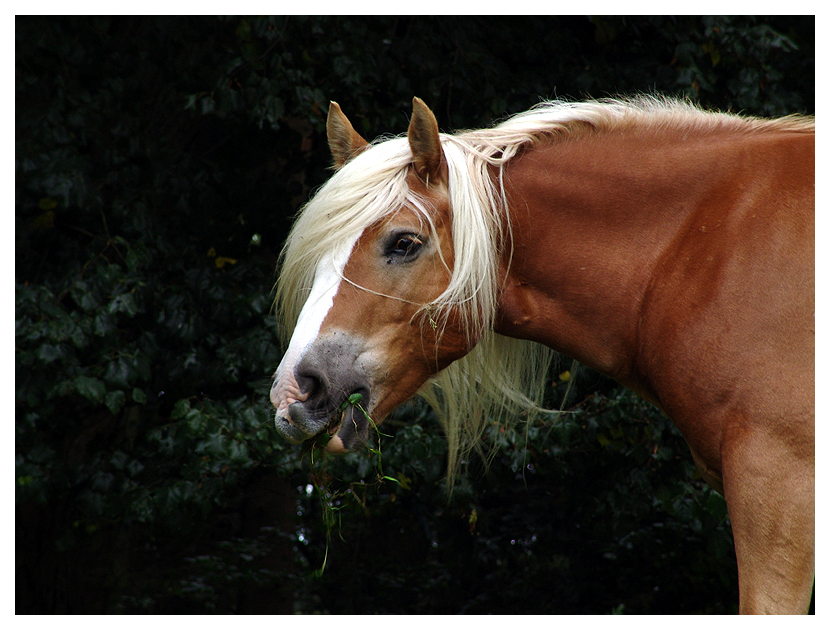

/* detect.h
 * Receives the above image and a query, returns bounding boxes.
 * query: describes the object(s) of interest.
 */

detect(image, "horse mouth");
[322,395,372,451]
[275,391,371,452]
[273,412,309,445]
[323,408,345,436]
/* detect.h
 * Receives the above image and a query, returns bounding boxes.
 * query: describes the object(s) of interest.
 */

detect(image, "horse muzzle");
[274,396,371,452]
[271,333,374,452]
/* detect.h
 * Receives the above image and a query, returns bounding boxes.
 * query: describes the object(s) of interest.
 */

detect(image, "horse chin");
[328,403,371,451]
[323,434,349,454]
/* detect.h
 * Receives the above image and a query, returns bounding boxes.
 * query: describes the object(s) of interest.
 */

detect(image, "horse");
[270,96,814,614]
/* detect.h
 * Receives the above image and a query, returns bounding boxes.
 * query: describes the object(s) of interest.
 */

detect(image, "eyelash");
[384,233,424,261]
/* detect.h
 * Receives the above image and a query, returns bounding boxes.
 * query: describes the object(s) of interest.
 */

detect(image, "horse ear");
[327,101,369,169]
[408,97,445,185]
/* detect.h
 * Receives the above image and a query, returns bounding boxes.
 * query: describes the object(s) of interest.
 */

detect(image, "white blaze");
[271,235,359,421]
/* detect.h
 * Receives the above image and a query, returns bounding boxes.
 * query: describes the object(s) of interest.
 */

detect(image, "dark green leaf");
[74,375,106,402]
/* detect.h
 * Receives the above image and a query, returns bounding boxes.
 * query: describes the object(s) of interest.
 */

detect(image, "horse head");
[271,98,474,452]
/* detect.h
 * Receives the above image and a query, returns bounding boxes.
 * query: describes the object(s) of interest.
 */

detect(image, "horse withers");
[271,97,814,613]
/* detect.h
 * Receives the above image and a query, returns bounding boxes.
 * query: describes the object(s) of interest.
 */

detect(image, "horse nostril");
[296,371,321,398]
[294,340,369,418]
[295,362,329,408]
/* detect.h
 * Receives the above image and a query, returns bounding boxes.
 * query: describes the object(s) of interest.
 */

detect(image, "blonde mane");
[276,96,814,481]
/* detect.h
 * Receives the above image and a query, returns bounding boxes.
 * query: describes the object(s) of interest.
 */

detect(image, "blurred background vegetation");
[16,16,814,614]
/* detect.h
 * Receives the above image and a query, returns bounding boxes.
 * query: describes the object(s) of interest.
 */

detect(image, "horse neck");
[493,127,772,398]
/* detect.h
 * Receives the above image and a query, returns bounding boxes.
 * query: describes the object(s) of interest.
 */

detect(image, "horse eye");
[385,234,424,261]
[395,236,419,253]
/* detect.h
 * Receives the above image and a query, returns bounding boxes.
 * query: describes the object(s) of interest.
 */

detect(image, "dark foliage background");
[16,16,814,614]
